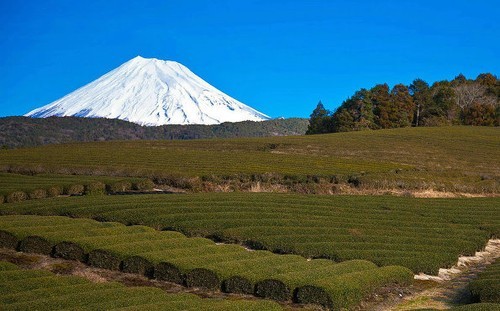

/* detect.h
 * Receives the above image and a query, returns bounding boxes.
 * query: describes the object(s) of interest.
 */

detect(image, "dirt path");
[389,239,500,310]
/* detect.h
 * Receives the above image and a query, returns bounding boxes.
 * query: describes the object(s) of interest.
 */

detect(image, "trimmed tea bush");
[46,185,63,197]
[107,181,132,193]
[18,236,52,255]
[28,189,47,200]
[469,261,500,303]
[133,179,155,191]
[87,249,122,270]
[185,268,220,290]
[84,182,106,196]
[53,241,86,262]
[0,230,18,249]
[255,279,291,301]
[64,184,85,196]
[6,191,28,203]
[154,261,184,284]
[122,255,154,277]
[222,276,253,294]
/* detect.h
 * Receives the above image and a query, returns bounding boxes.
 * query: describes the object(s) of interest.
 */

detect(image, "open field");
[1,193,498,275]
[0,261,282,311]
[0,127,498,194]
[0,215,413,310]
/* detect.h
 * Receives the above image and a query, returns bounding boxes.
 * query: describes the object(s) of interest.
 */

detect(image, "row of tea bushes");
[469,260,500,303]
[3,193,497,274]
[0,261,281,311]
[0,172,155,203]
[0,215,413,310]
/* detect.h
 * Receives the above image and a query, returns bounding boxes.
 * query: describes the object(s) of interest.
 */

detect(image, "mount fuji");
[25,56,270,126]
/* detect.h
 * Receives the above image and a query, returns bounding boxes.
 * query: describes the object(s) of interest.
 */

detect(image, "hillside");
[0,126,498,195]
[0,116,308,148]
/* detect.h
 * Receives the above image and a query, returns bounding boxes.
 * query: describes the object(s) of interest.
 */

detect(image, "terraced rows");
[2,193,497,274]
[0,215,413,310]
[469,260,500,304]
[1,127,498,193]
[0,261,281,311]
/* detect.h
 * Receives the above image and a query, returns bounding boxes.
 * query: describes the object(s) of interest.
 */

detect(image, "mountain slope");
[25,56,269,126]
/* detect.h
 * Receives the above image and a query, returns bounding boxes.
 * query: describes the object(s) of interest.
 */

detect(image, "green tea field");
[0,127,498,194]
[1,193,498,274]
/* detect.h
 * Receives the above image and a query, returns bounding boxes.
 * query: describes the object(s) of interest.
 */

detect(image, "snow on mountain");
[25,56,270,126]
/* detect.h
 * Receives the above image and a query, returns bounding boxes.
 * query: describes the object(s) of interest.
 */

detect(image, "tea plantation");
[0,261,282,311]
[0,127,498,193]
[0,215,413,310]
[469,260,500,303]
[1,193,498,275]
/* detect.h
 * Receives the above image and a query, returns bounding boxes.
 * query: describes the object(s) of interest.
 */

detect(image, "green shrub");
[294,285,333,309]
[28,189,47,200]
[84,182,106,196]
[0,230,18,249]
[132,179,155,191]
[17,236,53,255]
[154,262,183,284]
[53,241,86,262]
[469,261,500,303]
[6,191,28,203]
[107,181,133,193]
[122,256,154,277]
[87,249,121,271]
[64,184,85,196]
[222,276,253,294]
[46,186,63,197]
[254,279,291,301]
[184,268,220,290]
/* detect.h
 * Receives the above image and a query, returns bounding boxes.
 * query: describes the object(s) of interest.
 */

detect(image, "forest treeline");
[0,117,308,149]
[307,73,499,134]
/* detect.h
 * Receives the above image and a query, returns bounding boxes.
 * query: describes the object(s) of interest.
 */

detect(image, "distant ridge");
[25,56,270,126]
[0,116,308,148]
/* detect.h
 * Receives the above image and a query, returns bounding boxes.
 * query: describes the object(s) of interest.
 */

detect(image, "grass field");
[0,261,282,311]
[0,127,498,193]
[1,193,498,275]
[0,215,413,310]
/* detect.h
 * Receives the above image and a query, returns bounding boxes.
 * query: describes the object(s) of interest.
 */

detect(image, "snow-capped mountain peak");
[25,56,270,126]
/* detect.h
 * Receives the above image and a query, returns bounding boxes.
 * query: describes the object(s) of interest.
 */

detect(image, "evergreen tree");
[306,101,332,134]
[409,79,431,126]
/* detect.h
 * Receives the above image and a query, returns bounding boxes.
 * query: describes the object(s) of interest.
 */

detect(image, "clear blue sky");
[1,0,499,119]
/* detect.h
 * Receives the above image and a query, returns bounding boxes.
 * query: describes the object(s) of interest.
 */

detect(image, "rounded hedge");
[222,276,254,294]
[18,236,53,255]
[185,268,220,290]
[122,256,154,277]
[154,262,183,284]
[0,230,19,249]
[64,184,85,196]
[53,241,86,262]
[28,189,48,200]
[87,249,121,271]
[47,186,63,197]
[294,285,334,309]
[107,181,133,193]
[133,179,155,191]
[254,279,291,301]
[6,191,28,203]
[84,182,107,196]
